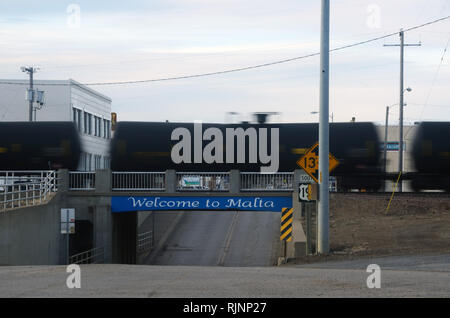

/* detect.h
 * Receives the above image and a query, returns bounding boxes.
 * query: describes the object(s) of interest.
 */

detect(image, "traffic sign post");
[296,141,338,255]
[298,183,318,255]
[318,0,331,255]
[61,208,75,264]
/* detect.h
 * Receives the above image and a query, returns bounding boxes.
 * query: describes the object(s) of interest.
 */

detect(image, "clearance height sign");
[111,196,292,212]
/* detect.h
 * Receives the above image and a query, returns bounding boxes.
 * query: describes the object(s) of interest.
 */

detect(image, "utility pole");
[383,106,389,191]
[21,66,39,122]
[318,0,330,254]
[384,30,420,192]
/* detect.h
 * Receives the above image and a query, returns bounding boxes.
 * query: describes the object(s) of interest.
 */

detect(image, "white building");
[0,79,112,171]
[377,124,418,191]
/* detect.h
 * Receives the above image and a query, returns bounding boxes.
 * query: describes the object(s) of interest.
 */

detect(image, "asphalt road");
[144,210,281,267]
[0,254,449,297]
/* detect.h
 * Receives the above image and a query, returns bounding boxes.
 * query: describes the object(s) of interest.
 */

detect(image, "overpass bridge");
[0,170,311,266]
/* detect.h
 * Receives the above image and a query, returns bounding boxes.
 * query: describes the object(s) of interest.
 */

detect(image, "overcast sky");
[1,0,449,125]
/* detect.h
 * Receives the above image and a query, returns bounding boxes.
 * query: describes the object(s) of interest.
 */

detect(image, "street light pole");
[383,100,409,192]
[29,69,33,122]
[318,0,330,254]
[384,106,389,191]
[21,66,38,122]
[399,30,405,192]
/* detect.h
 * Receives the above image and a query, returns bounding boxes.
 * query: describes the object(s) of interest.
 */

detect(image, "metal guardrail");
[240,172,294,191]
[69,247,104,264]
[137,230,154,254]
[0,171,57,212]
[177,172,229,191]
[112,172,165,191]
[69,172,96,190]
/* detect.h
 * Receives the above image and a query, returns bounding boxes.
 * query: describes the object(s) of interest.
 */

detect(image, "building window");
[103,119,111,139]
[98,117,102,137]
[106,120,111,139]
[103,156,110,169]
[83,112,93,135]
[84,111,88,134]
[98,118,103,137]
[88,113,92,135]
[73,108,82,132]
[94,116,102,137]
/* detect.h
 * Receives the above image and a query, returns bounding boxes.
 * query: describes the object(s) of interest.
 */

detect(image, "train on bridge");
[0,121,449,192]
[0,121,81,171]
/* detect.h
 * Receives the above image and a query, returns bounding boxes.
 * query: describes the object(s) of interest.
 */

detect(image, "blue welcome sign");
[111,196,292,212]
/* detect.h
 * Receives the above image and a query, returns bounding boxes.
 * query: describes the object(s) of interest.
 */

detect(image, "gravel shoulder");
[291,193,450,264]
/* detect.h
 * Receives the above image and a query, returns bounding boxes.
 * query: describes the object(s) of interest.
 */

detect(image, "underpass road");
[223,211,281,267]
[0,254,449,297]
[145,210,281,267]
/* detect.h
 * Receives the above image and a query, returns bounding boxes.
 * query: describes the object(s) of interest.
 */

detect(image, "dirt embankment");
[292,193,450,264]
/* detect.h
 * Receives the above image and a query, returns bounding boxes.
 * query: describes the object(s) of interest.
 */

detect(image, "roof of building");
[0,79,112,103]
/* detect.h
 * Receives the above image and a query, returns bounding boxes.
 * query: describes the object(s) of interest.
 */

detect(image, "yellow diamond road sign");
[296,142,339,183]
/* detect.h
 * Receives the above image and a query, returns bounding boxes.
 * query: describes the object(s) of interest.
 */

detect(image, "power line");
[1,14,449,87]
[405,33,450,142]
[418,34,450,120]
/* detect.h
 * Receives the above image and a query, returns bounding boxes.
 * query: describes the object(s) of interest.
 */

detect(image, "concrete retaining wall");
[0,194,64,265]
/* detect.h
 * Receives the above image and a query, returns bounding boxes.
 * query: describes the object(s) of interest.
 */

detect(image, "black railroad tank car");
[412,122,450,191]
[111,121,381,190]
[0,122,81,170]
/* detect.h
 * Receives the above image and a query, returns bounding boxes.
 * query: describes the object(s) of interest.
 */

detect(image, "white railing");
[69,171,96,190]
[0,171,57,212]
[240,172,294,191]
[176,172,229,191]
[69,247,104,264]
[64,170,333,193]
[137,231,154,254]
[112,172,165,191]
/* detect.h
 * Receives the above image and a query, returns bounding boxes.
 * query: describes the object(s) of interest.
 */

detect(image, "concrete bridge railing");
[66,169,302,194]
